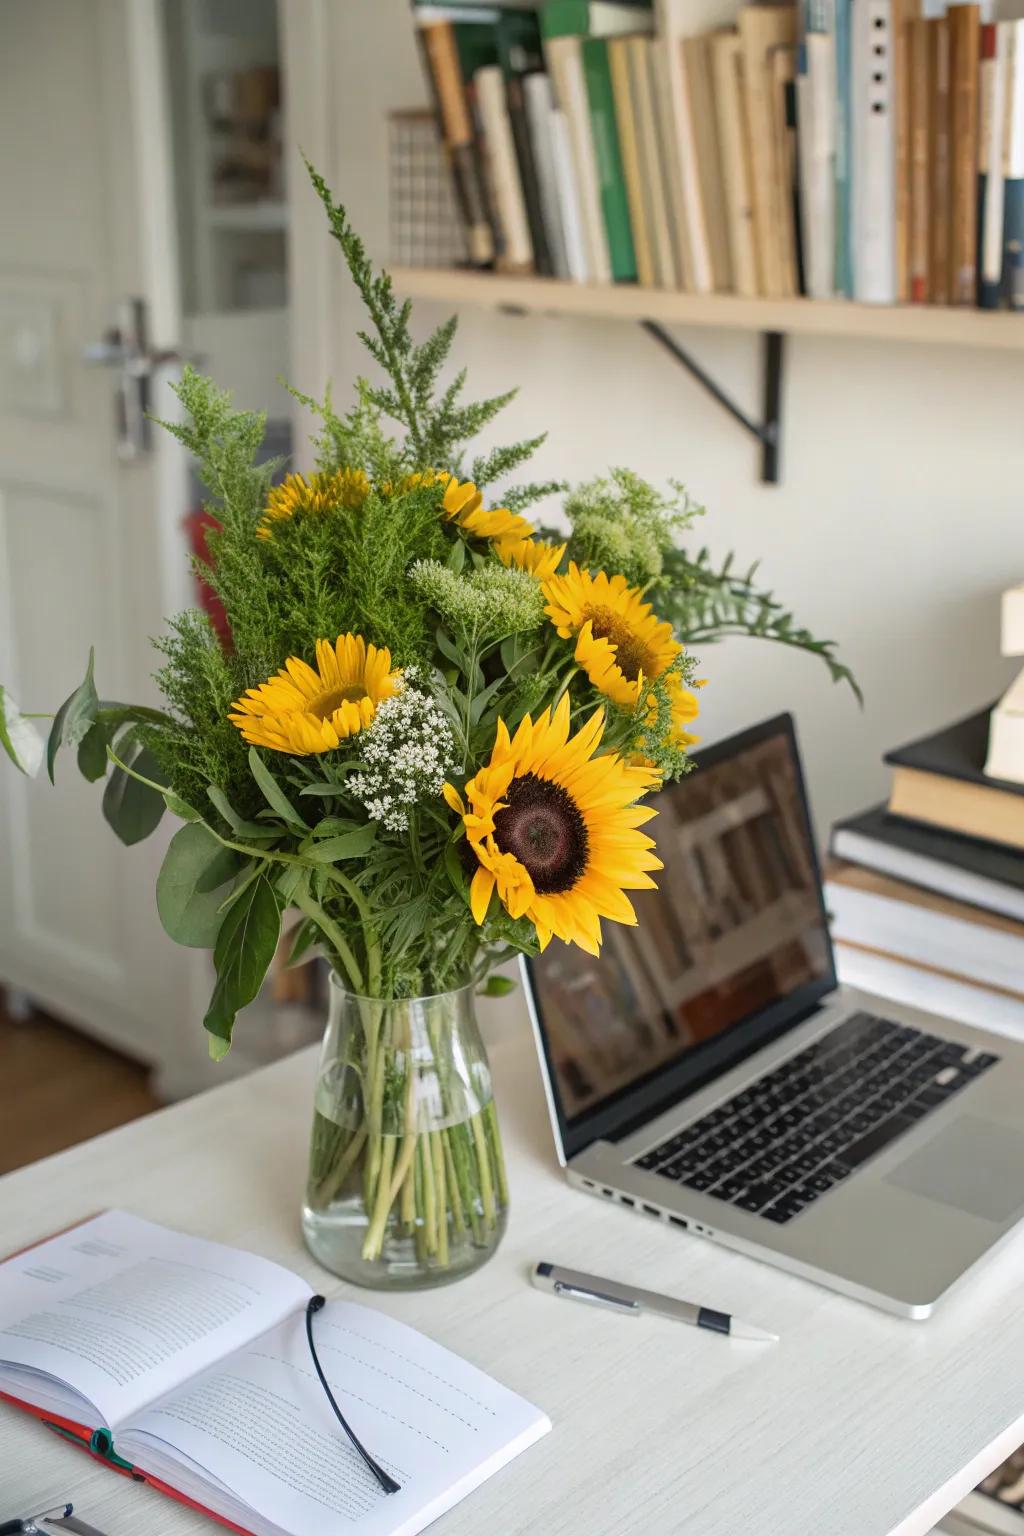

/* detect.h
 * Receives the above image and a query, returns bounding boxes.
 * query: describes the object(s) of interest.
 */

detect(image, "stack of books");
[411,0,1024,310]
[826,705,1024,1037]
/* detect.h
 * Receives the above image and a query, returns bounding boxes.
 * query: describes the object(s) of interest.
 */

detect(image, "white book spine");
[653,3,712,291]
[981,29,1007,286]
[523,73,571,279]
[475,66,534,269]
[835,942,1024,1041]
[800,33,837,297]
[549,106,590,282]
[1005,20,1024,178]
[851,0,897,302]
[546,37,612,283]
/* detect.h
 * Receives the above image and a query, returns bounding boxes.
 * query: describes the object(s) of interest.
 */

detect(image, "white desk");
[2,1011,1024,1536]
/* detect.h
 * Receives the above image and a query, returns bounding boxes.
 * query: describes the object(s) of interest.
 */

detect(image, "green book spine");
[541,1,590,39]
[581,36,637,279]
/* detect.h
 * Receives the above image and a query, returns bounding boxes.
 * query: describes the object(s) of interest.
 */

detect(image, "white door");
[0,0,291,1087]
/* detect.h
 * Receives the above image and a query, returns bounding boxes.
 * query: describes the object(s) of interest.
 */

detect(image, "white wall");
[286,0,1023,843]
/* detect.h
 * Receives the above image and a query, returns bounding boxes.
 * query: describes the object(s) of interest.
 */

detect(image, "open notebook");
[0,1211,549,1536]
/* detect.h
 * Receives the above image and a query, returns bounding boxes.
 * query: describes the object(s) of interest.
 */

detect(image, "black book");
[884,704,1018,792]
[831,803,1024,924]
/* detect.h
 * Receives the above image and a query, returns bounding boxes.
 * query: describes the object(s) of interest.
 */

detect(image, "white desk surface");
[2,1005,1024,1536]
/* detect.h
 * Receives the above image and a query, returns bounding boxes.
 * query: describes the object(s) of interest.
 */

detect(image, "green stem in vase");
[442,1134,466,1235]
[420,1130,439,1256]
[431,1130,449,1268]
[471,1110,496,1230]
[484,1100,509,1210]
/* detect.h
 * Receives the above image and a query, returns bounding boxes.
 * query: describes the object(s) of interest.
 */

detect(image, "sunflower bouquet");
[0,166,854,1286]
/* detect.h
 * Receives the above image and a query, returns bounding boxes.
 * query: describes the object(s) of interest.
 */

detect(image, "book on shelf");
[948,2,981,306]
[633,34,682,285]
[417,19,496,266]
[499,10,556,273]
[830,803,1024,924]
[978,22,1007,311]
[713,28,760,294]
[1005,19,1024,311]
[523,71,573,275]
[406,0,1024,314]
[0,1210,550,1536]
[885,705,1024,852]
[583,35,640,278]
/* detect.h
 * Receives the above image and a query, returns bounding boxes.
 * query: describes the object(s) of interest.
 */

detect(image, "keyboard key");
[636,1151,662,1169]
[683,1170,717,1192]
[735,1184,776,1212]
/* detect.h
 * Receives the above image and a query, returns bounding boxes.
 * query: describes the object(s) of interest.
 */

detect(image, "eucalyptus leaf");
[203,874,282,1055]
[248,747,306,828]
[47,648,99,782]
[156,822,241,947]
[306,824,377,862]
[76,720,110,783]
[164,791,201,821]
[0,686,44,778]
[102,740,168,846]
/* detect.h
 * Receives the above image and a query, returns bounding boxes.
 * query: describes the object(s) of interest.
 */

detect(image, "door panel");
[0,0,191,1062]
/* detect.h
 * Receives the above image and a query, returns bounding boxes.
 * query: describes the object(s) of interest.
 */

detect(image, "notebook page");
[0,1211,311,1428]
[119,1299,551,1536]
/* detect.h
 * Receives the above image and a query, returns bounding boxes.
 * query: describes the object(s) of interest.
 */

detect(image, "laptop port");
[642,1204,660,1217]
[601,1188,614,1197]
[669,1216,689,1229]
[620,1196,634,1207]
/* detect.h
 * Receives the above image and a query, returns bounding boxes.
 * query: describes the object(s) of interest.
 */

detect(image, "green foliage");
[0,685,43,777]
[305,158,542,480]
[562,469,704,588]
[654,545,861,699]
[204,873,282,1057]
[47,649,99,782]
[3,168,859,1048]
[156,823,241,948]
[408,559,546,647]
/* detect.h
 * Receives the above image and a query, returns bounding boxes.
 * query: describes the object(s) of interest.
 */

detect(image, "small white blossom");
[350,682,458,833]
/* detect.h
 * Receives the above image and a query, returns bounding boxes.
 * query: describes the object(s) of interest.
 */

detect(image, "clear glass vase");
[301,973,509,1289]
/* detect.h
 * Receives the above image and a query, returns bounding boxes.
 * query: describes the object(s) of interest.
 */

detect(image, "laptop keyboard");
[633,1012,999,1226]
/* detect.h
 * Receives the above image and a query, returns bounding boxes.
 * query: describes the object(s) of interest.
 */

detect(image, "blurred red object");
[184,508,231,646]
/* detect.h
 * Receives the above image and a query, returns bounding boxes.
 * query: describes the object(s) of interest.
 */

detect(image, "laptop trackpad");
[884,1116,1024,1223]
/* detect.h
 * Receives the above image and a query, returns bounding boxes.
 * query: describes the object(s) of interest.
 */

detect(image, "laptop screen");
[525,714,836,1160]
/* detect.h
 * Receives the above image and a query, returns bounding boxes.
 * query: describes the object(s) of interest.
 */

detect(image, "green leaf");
[164,791,201,821]
[203,874,282,1055]
[274,863,311,904]
[447,537,467,573]
[312,816,363,837]
[0,685,44,777]
[469,671,509,728]
[435,627,463,671]
[76,721,110,782]
[248,747,306,828]
[478,974,516,998]
[102,740,168,846]
[284,917,321,969]
[156,823,241,947]
[206,784,278,840]
[306,825,377,862]
[444,834,469,903]
[47,648,99,782]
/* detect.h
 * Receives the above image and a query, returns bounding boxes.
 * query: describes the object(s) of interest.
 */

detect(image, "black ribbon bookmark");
[305,1295,401,1495]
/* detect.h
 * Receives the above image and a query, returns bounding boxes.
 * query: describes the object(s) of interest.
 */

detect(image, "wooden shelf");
[390,266,1024,353]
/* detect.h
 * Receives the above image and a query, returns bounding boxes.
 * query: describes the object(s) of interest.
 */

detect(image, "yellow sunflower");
[229,633,400,755]
[495,535,566,581]
[439,474,535,546]
[444,695,662,956]
[665,673,701,748]
[542,564,682,712]
[256,468,369,540]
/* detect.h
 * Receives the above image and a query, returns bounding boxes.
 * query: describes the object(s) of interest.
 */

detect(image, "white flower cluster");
[350,680,458,833]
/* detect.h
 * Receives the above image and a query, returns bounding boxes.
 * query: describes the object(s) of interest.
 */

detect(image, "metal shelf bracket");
[641,321,786,485]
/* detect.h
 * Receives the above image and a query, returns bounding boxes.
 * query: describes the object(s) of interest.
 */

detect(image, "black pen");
[532,1262,778,1342]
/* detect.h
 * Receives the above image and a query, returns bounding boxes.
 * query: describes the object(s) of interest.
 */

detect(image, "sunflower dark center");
[492,772,589,895]
[587,606,653,682]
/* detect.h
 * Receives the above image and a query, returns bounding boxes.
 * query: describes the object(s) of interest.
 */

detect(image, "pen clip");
[553,1280,640,1315]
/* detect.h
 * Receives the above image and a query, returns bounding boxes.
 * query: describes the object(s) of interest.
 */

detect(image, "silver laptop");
[522,713,1024,1319]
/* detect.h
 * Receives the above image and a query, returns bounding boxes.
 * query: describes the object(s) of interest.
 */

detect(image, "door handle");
[82,297,196,459]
